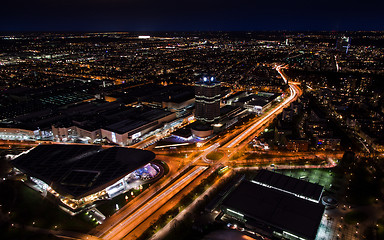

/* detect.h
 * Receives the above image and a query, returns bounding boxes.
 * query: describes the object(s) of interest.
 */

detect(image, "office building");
[195,76,221,123]
[336,36,351,54]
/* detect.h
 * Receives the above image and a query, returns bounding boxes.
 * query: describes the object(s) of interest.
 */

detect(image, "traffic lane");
[225,84,298,148]
[91,156,180,237]
[103,166,207,240]
[124,166,220,240]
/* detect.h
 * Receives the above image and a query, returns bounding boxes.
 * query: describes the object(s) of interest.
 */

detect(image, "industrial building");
[224,91,282,115]
[0,83,191,145]
[52,105,176,145]
[101,108,176,145]
[219,170,325,240]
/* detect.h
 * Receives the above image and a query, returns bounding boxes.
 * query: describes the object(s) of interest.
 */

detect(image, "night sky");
[1,0,383,31]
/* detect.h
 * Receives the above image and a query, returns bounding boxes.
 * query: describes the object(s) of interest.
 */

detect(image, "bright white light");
[211,77,214,81]
[132,132,141,140]
[227,208,244,217]
[138,36,150,39]
[203,77,208,82]
[111,132,117,143]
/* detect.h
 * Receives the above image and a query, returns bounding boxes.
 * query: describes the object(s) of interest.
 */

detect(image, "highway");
[225,83,299,148]
[99,166,207,240]
[123,166,219,240]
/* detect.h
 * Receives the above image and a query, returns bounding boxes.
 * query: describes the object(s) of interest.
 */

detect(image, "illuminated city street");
[1,25,384,240]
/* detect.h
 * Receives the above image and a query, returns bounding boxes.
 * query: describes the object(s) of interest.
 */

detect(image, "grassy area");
[97,187,144,217]
[0,227,63,240]
[377,218,384,239]
[344,211,369,224]
[345,165,381,206]
[206,151,224,161]
[377,226,384,240]
[229,152,243,160]
[365,217,384,239]
[0,181,95,233]
[277,168,341,192]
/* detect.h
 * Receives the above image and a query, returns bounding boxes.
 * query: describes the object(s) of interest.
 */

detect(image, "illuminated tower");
[195,76,221,123]
[336,36,351,54]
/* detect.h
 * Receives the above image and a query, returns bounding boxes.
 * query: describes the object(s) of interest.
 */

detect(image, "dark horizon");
[1,0,383,32]
[1,30,384,33]
[1,27,383,33]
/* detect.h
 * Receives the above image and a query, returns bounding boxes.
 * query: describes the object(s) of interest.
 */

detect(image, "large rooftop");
[12,144,155,199]
[221,180,324,240]
[105,119,151,134]
[253,169,324,202]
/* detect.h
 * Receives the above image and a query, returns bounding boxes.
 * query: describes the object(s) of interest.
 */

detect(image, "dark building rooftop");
[220,105,241,116]
[238,94,269,105]
[163,91,195,104]
[105,119,151,134]
[222,91,246,103]
[171,127,192,138]
[12,145,155,199]
[246,98,269,107]
[253,169,324,202]
[221,180,324,240]
[137,108,174,122]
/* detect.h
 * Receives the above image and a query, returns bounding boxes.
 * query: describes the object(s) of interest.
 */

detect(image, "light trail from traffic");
[101,166,207,240]
[226,83,298,148]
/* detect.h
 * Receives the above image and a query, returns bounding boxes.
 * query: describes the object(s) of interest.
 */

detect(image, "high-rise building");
[336,36,351,54]
[195,76,221,123]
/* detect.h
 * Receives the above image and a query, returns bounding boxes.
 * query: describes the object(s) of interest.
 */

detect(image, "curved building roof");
[12,144,155,199]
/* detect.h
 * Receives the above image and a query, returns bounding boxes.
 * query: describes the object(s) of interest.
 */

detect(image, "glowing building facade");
[195,77,221,123]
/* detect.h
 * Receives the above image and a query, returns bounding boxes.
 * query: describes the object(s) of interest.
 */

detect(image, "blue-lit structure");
[336,36,351,54]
